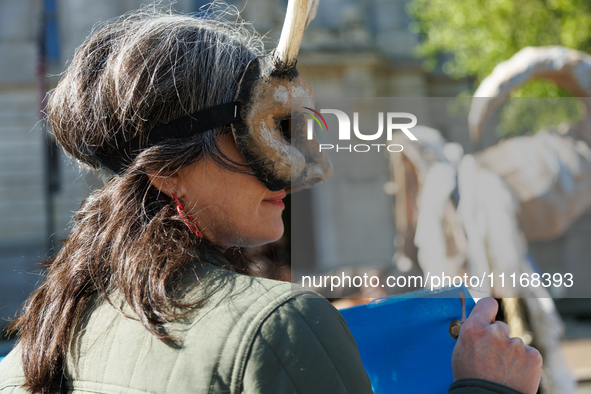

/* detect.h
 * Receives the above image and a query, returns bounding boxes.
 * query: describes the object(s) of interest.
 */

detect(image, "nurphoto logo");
[304,108,418,153]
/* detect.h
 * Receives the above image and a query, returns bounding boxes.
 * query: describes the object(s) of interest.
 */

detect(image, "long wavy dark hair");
[8,5,265,393]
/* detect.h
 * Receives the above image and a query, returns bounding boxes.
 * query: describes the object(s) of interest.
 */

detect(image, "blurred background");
[1,0,591,392]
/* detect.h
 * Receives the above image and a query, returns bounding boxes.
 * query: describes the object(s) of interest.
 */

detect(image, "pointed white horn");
[468,46,591,141]
[274,0,314,70]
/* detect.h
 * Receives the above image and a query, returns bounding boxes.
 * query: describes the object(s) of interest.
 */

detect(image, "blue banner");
[340,286,475,394]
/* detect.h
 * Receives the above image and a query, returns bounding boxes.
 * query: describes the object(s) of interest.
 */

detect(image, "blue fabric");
[340,286,475,394]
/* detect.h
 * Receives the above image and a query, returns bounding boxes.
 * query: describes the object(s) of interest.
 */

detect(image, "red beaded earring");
[173,192,203,239]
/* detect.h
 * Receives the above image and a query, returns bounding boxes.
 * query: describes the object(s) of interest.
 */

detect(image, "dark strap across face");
[96,101,242,173]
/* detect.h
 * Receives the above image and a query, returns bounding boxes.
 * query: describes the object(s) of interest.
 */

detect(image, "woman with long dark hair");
[0,4,542,394]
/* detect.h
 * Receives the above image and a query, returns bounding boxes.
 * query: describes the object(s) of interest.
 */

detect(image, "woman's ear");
[147,172,181,199]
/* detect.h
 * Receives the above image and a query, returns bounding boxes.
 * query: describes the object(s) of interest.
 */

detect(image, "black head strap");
[95,101,242,174]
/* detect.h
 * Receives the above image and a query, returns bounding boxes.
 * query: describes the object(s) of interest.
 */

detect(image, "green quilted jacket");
[0,258,521,394]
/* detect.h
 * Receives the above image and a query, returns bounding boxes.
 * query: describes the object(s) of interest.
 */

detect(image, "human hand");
[451,298,543,394]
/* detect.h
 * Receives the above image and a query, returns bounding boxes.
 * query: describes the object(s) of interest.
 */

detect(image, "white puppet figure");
[388,46,591,393]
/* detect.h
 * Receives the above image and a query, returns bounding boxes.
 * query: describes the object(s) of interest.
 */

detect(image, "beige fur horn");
[273,0,316,70]
[468,46,591,141]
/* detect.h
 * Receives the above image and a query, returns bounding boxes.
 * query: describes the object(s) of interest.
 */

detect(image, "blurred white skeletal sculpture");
[390,46,591,394]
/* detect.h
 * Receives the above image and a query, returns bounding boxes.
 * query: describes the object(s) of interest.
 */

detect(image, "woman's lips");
[263,191,286,208]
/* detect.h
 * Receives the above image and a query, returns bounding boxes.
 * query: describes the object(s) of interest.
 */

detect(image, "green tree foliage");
[408,0,591,85]
[407,0,591,134]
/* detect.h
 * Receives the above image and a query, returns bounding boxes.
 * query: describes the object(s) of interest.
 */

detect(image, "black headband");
[95,101,242,174]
